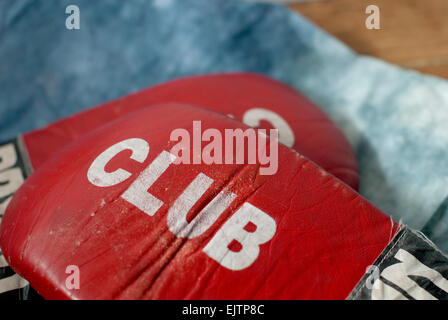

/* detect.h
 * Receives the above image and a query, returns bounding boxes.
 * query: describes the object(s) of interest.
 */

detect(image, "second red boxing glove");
[21,73,359,189]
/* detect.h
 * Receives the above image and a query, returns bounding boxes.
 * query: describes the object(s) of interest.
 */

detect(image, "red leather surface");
[23,73,359,189]
[2,104,396,299]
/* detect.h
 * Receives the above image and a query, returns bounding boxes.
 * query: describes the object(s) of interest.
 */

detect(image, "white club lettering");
[88,138,277,271]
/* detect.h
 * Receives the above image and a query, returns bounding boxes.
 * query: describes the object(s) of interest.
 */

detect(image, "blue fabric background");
[1,0,448,251]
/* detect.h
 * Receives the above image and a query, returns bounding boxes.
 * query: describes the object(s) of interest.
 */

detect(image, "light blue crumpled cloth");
[1,0,448,250]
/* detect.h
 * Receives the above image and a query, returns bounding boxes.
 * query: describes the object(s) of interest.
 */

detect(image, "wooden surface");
[290,0,448,79]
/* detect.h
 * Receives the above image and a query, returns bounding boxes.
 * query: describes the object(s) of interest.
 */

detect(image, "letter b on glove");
[204,203,276,271]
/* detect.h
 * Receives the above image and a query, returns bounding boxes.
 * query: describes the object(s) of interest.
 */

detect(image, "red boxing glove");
[3,103,446,300]
[0,73,359,298]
